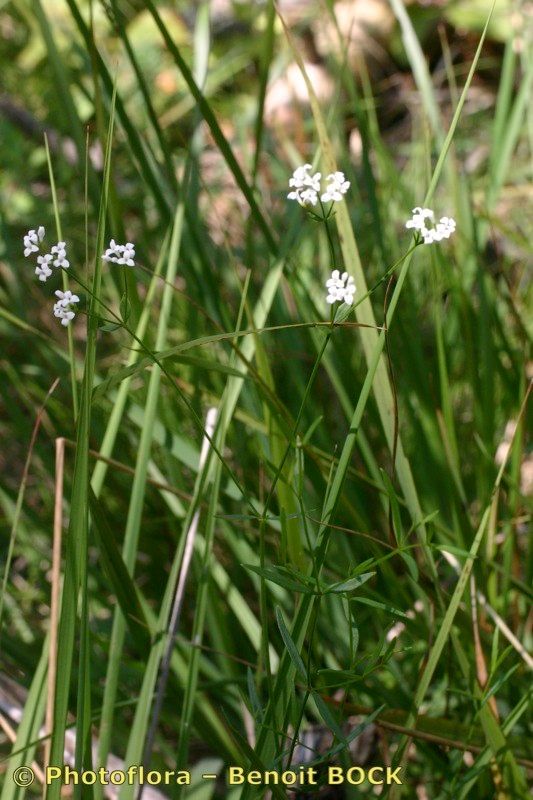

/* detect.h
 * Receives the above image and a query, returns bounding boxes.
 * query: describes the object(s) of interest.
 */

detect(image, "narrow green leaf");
[244,565,319,595]
[275,607,307,682]
[351,597,409,619]
[325,572,375,594]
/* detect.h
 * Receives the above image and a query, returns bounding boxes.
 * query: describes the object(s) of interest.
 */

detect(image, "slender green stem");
[44,134,79,420]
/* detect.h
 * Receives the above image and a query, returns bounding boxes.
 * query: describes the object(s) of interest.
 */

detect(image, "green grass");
[0,1,531,799]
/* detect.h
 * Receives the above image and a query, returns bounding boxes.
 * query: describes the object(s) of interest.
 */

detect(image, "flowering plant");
[23,227,136,327]
[287,164,350,208]
[405,207,456,244]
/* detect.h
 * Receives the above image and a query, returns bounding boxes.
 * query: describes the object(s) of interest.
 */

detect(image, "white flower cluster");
[288,164,321,206]
[287,164,350,207]
[23,226,138,329]
[326,269,356,305]
[102,239,135,266]
[35,254,53,282]
[53,290,80,327]
[321,171,351,203]
[287,169,355,307]
[405,207,456,244]
[23,226,70,283]
[51,241,70,269]
[23,226,45,257]
[23,225,78,326]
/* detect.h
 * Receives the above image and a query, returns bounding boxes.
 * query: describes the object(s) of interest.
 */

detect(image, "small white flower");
[120,242,135,266]
[54,289,79,306]
[321,171,350,203]
[289,164,321,191]
[53,303,76,326]
[435,216,456,239]
[405,207,434,231]
[35,254,53,282]
[23,226,46,257]
[289,164,312,188]
[53,289,79,327]
[325,269,356,305]
[51,241,70,269]
[288,164,322,206]
[101,238,117,261]
[102,238,136,266]
[288,187,319,206]
[300,188,319,206]
[405,207,456,245]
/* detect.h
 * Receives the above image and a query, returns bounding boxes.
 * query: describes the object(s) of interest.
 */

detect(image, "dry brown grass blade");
[470,576,499,719]
[0,712,45,785]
